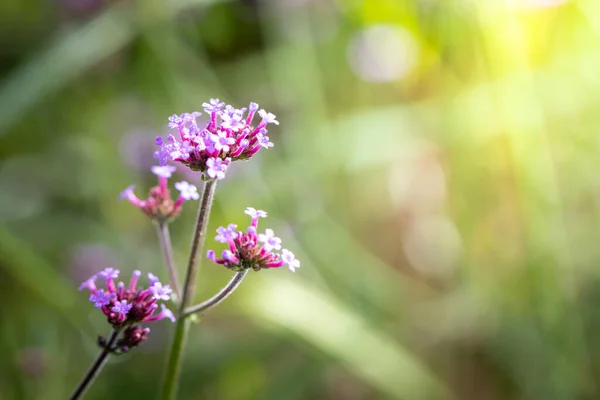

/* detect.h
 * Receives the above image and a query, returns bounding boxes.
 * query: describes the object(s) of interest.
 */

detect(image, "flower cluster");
[154,99,278,180]
[80,268,175,353]
[119,165,199,222]
[206,207,300,273]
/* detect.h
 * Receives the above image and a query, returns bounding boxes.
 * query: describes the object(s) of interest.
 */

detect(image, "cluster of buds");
[79,268,175,354]
[119,165,199,222]
[154,99,279,180]
[206,207,300,273]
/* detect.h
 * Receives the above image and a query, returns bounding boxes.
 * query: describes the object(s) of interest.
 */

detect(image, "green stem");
[183,271,248,317]
[156,221,181,299]
[69,329,121,400]
[160,179,217,400]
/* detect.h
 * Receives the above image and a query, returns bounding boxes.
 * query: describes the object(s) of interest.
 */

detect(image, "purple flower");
[206,208,299,273]
[148,273,159,284]
[221,112,245,131]
[97,268,120,280]
[112,300,133,316]
[80,269,179,352]
[210,130,236,153]
[258,229,282,251]
[206,157,229,180]
[281,249,300,273]
[174,181,199,200]
[148,273,160,285]
[155,100,279,179]
[258,136,273,149]
[215,224,238,243]
[145,303,176,323]
[79,275,97,292]
[202,98,225,114]
[222,250,237,261]
[120,166,197,222]
[89,289,115,308]
[149,281,172,301]
[159,304,176,323]
[167,114,183,129]
[244,207,267,219]
[119,185,143,208]
[151,165,176,178]
[258,109,279,125]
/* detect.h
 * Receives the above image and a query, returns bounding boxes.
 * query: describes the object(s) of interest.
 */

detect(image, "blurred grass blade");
[0,3,135,134]
[0,225,85,330]
[241,276,450,400]
[0,0,227,135]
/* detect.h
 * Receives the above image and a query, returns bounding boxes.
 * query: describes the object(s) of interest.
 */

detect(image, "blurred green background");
[1,0,600,399]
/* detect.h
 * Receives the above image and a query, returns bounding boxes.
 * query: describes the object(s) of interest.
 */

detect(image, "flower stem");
[160,179,217,400]
[183,270,248,317]
[156,221,181,299]
[69,329,121,400]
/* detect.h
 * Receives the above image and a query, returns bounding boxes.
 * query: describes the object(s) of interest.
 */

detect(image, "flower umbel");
[206,207,300,273]
[154,100,279,180]
[119,166,199,222]
[79,269,176,354]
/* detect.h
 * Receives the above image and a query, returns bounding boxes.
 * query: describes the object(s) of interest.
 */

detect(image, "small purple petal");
[167,114,182,129]
[244,207,267,219]
[281,249,300,273]
[148,273,159,284]
[220,107,246,131]
[222,250,235,261]
[257,132,274,149]
[151,165,176,178]
[215,224,238,243]
[89,289,115,308]
[174,181,199,201]
[97,268,120,280]
[207,250,217,261]
[159,304,176,323]
[149,281,173,301]
[79,275,97,291]
[258,229,282,251]
[203,98,225,114]
[210,130,236,152]
[258,109,279,125]
[112,300,133,316]
[206,157,229,180]
[118,185,136,201]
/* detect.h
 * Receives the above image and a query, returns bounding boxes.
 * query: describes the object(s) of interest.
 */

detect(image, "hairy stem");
[69,329,121,400]
[160,179,217,400]
[156,221,181,299]
[183,270,248,317]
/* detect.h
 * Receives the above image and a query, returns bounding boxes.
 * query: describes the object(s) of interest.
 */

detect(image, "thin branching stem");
[156,221,181,299]
[183,270,248,317]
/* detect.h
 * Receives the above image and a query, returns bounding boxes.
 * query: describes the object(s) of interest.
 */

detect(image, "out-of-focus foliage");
[1,0,600,399]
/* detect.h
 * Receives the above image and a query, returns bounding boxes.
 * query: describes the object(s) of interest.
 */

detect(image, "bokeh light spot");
[347,24,419,83]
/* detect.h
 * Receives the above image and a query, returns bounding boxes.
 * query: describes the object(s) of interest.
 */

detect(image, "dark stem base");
[69,329,121,400]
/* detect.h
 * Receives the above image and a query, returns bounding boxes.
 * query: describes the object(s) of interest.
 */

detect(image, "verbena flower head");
[154,100,278,180]
[206,207,300,273]
[119,165,199,222]
[80,269,175,353]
